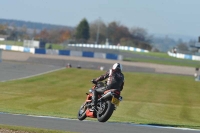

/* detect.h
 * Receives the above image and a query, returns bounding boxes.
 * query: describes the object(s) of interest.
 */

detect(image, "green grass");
[0,124,77,133]
[45,43,64,50]
[0,40,63,49]
[123,51,200,67]
[0,68,200,129]
[0,40,23,46]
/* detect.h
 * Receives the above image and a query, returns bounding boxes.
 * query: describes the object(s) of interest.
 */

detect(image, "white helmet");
[112,63,122,71]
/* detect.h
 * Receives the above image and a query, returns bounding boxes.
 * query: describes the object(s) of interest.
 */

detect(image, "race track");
[0,113,199,133]
[1,51,196,76]
[0,61,63,82]
[0,51,198,133]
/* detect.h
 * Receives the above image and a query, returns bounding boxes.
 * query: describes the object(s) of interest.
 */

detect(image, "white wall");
[0,38,5,41]
[23,40,40,48]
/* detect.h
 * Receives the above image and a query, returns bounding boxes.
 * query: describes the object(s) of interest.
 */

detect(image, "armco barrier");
[5,44,200,61]
[0,44,35,53]
[6,45,12,50]
[35,48,46,54]
[59,50,70,56]
[94,52,105,59]
[68,44,149,53]
[0,44,122,60]
[106,53,118,60]
[38,49,122,60]
[46,49,59,55]
[70,50,82,57]
[168,51,200,61]
[82,51,94,58]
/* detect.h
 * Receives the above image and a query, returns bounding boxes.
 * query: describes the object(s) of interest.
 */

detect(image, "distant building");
[105,38,109,45]
[190,36,200,53]
[23,39,46,48]
[23,40,40,48]
[0,35,8,41]
[190,43,200,53]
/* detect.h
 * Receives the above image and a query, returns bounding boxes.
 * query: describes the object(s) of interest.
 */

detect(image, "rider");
[91,63,124,109]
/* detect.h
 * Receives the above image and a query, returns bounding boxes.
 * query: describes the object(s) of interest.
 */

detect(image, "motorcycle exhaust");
[98,92,113,101]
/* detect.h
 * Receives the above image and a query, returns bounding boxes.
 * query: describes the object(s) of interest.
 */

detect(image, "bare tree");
[107,21,131,45]
[89,19,107,44]
[130,27,148,42]
[177,43,189,52]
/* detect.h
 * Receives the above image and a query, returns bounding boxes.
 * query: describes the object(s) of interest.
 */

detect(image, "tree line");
[75,18,152,50]
[0,18,159,50]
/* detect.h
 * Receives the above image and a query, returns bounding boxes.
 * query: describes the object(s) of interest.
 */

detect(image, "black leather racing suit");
[92,69,124,107]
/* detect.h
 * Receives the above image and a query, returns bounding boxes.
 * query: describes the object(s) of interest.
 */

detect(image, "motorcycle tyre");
[77,103,87,121]
[97,100,114,122]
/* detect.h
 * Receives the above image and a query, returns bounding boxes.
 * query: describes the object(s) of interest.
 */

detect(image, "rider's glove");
[91,79,97,84]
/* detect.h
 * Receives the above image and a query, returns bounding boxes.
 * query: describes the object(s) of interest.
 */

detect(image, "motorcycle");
[77,81,123,122]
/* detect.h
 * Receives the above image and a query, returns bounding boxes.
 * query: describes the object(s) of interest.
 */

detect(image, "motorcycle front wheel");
[97,100,114,122]
[77,103,87,121]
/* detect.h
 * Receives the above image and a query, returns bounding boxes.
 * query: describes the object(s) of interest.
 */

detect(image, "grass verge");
[0,68,200,130]
[123,51,200,67]
[0,124,77,133]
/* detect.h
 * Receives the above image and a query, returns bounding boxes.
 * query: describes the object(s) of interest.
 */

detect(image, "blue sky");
[0,0,200,39]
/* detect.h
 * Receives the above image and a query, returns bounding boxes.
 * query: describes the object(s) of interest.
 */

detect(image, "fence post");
[0,49,2,62]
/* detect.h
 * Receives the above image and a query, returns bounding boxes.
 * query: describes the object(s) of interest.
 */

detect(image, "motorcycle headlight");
[89,89,93,93]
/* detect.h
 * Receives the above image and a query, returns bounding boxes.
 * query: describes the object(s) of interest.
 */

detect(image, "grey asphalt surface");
[0,61,63,82]
[0,113,199,133]
[2,50,196,76]
[0,50,198,133]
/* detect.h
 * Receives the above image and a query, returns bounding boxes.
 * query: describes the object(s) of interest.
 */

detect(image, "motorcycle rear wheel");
[97,100,114,122]
[77,103,87,121]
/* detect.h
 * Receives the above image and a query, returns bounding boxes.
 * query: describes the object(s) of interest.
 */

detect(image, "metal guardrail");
[68,44,149,53]
[168,51,200,61]
[0,44,123,60]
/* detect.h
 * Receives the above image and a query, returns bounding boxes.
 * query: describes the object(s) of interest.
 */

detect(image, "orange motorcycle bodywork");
[85,88,97,118]
[84,87,120,118]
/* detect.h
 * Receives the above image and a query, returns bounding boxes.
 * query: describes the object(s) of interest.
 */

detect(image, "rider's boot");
[91,96,97,110]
